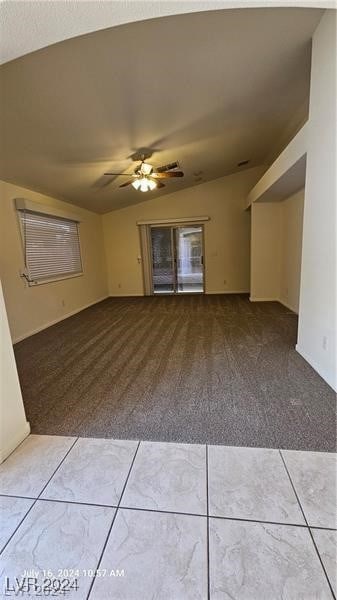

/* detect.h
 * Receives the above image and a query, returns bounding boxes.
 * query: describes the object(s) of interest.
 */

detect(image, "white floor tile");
[0,496,34,551]
[90,508,208,600]
[282,450,337,528]
[121,441,207,514]
[311,528,337,596]
[0,500,114,600]
[42,437,138,505]
[1,434,335,600]
[0,435,76,498]
[209,518,332,599]
[208,446,304,524]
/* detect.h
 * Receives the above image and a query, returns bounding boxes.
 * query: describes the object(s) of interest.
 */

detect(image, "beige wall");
[280,189,304,313]
[0,180,108,342]
[250,202,282,301]
[102,167,264,297]
[297,10,336,391]
[250,189,304,312]
[0,280,30,462]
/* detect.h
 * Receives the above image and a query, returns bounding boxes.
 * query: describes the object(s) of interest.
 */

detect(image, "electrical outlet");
[322,336,328,350]
[224,279,227,286]
[118,283,121,289]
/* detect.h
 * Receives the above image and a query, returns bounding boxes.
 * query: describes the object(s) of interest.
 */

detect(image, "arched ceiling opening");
[0,4,327,212]
[0,0,332,65]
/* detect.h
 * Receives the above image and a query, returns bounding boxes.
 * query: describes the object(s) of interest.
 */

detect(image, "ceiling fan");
[104,160,184,192]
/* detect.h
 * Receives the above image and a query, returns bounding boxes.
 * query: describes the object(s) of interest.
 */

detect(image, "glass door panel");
[151,227,175,294]
[175,226,204,293]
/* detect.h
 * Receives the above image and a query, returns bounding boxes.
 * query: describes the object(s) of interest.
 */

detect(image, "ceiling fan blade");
[119,179,135,188]
[151,171,184,178]
[156,162,179,173]
[104,172,136,176]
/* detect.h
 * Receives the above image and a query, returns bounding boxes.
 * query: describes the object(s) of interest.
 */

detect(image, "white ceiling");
[0,0,331,65]
[256,155,307,202]
[0,7,323,213]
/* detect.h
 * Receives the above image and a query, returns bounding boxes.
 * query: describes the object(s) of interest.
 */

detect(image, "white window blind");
[18,210,83,284]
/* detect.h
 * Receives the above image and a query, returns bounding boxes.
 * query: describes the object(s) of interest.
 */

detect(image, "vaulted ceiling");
[0,8,322,213]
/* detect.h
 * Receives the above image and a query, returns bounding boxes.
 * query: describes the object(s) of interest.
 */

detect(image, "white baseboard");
[109,293,144,297]
[207,290,250,295]
[296,344,337,392]
[249,296,278,302]
[0,421,30,464]
[110,291,250,297]
[13,296,109,343]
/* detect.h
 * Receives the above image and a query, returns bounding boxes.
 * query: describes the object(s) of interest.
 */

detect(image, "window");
[18,210,83,285]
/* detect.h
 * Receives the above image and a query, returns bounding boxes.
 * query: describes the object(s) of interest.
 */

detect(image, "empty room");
[0,2,336,598]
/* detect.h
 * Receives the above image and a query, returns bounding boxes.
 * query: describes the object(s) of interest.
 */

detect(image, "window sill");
[26,272,84,287]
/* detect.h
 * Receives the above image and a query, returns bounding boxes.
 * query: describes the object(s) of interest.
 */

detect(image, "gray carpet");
[14,295,336,451]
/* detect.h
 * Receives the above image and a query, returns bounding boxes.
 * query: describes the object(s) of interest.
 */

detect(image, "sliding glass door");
[150,225,204,294]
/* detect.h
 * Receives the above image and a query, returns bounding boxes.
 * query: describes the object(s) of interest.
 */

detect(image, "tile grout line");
[0,437,79,556]
[86,440,141,600]
[208,513,334,529]
[0,434,35,466]
[118,440,142,508]
[206,444,210,600]
[31,496,119,509]
[279,450,336,600]
[309,525,337,532]
[1,492,335,531]
[0,493,37,500]
[37,438,80,499]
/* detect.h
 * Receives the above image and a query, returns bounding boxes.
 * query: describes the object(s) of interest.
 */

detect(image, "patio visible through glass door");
[150,225,204,294]
[175,226,204,293]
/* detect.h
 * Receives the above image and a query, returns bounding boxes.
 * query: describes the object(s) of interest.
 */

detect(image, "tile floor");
[0,435,336,599]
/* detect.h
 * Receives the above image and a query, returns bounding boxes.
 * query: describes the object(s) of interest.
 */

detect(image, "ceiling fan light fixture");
[111,158,182,190]
[132,177,157,192]
[147,179,157,191]
[141,162,153,175]
[140,179,149,192]
[132,179,141,190]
